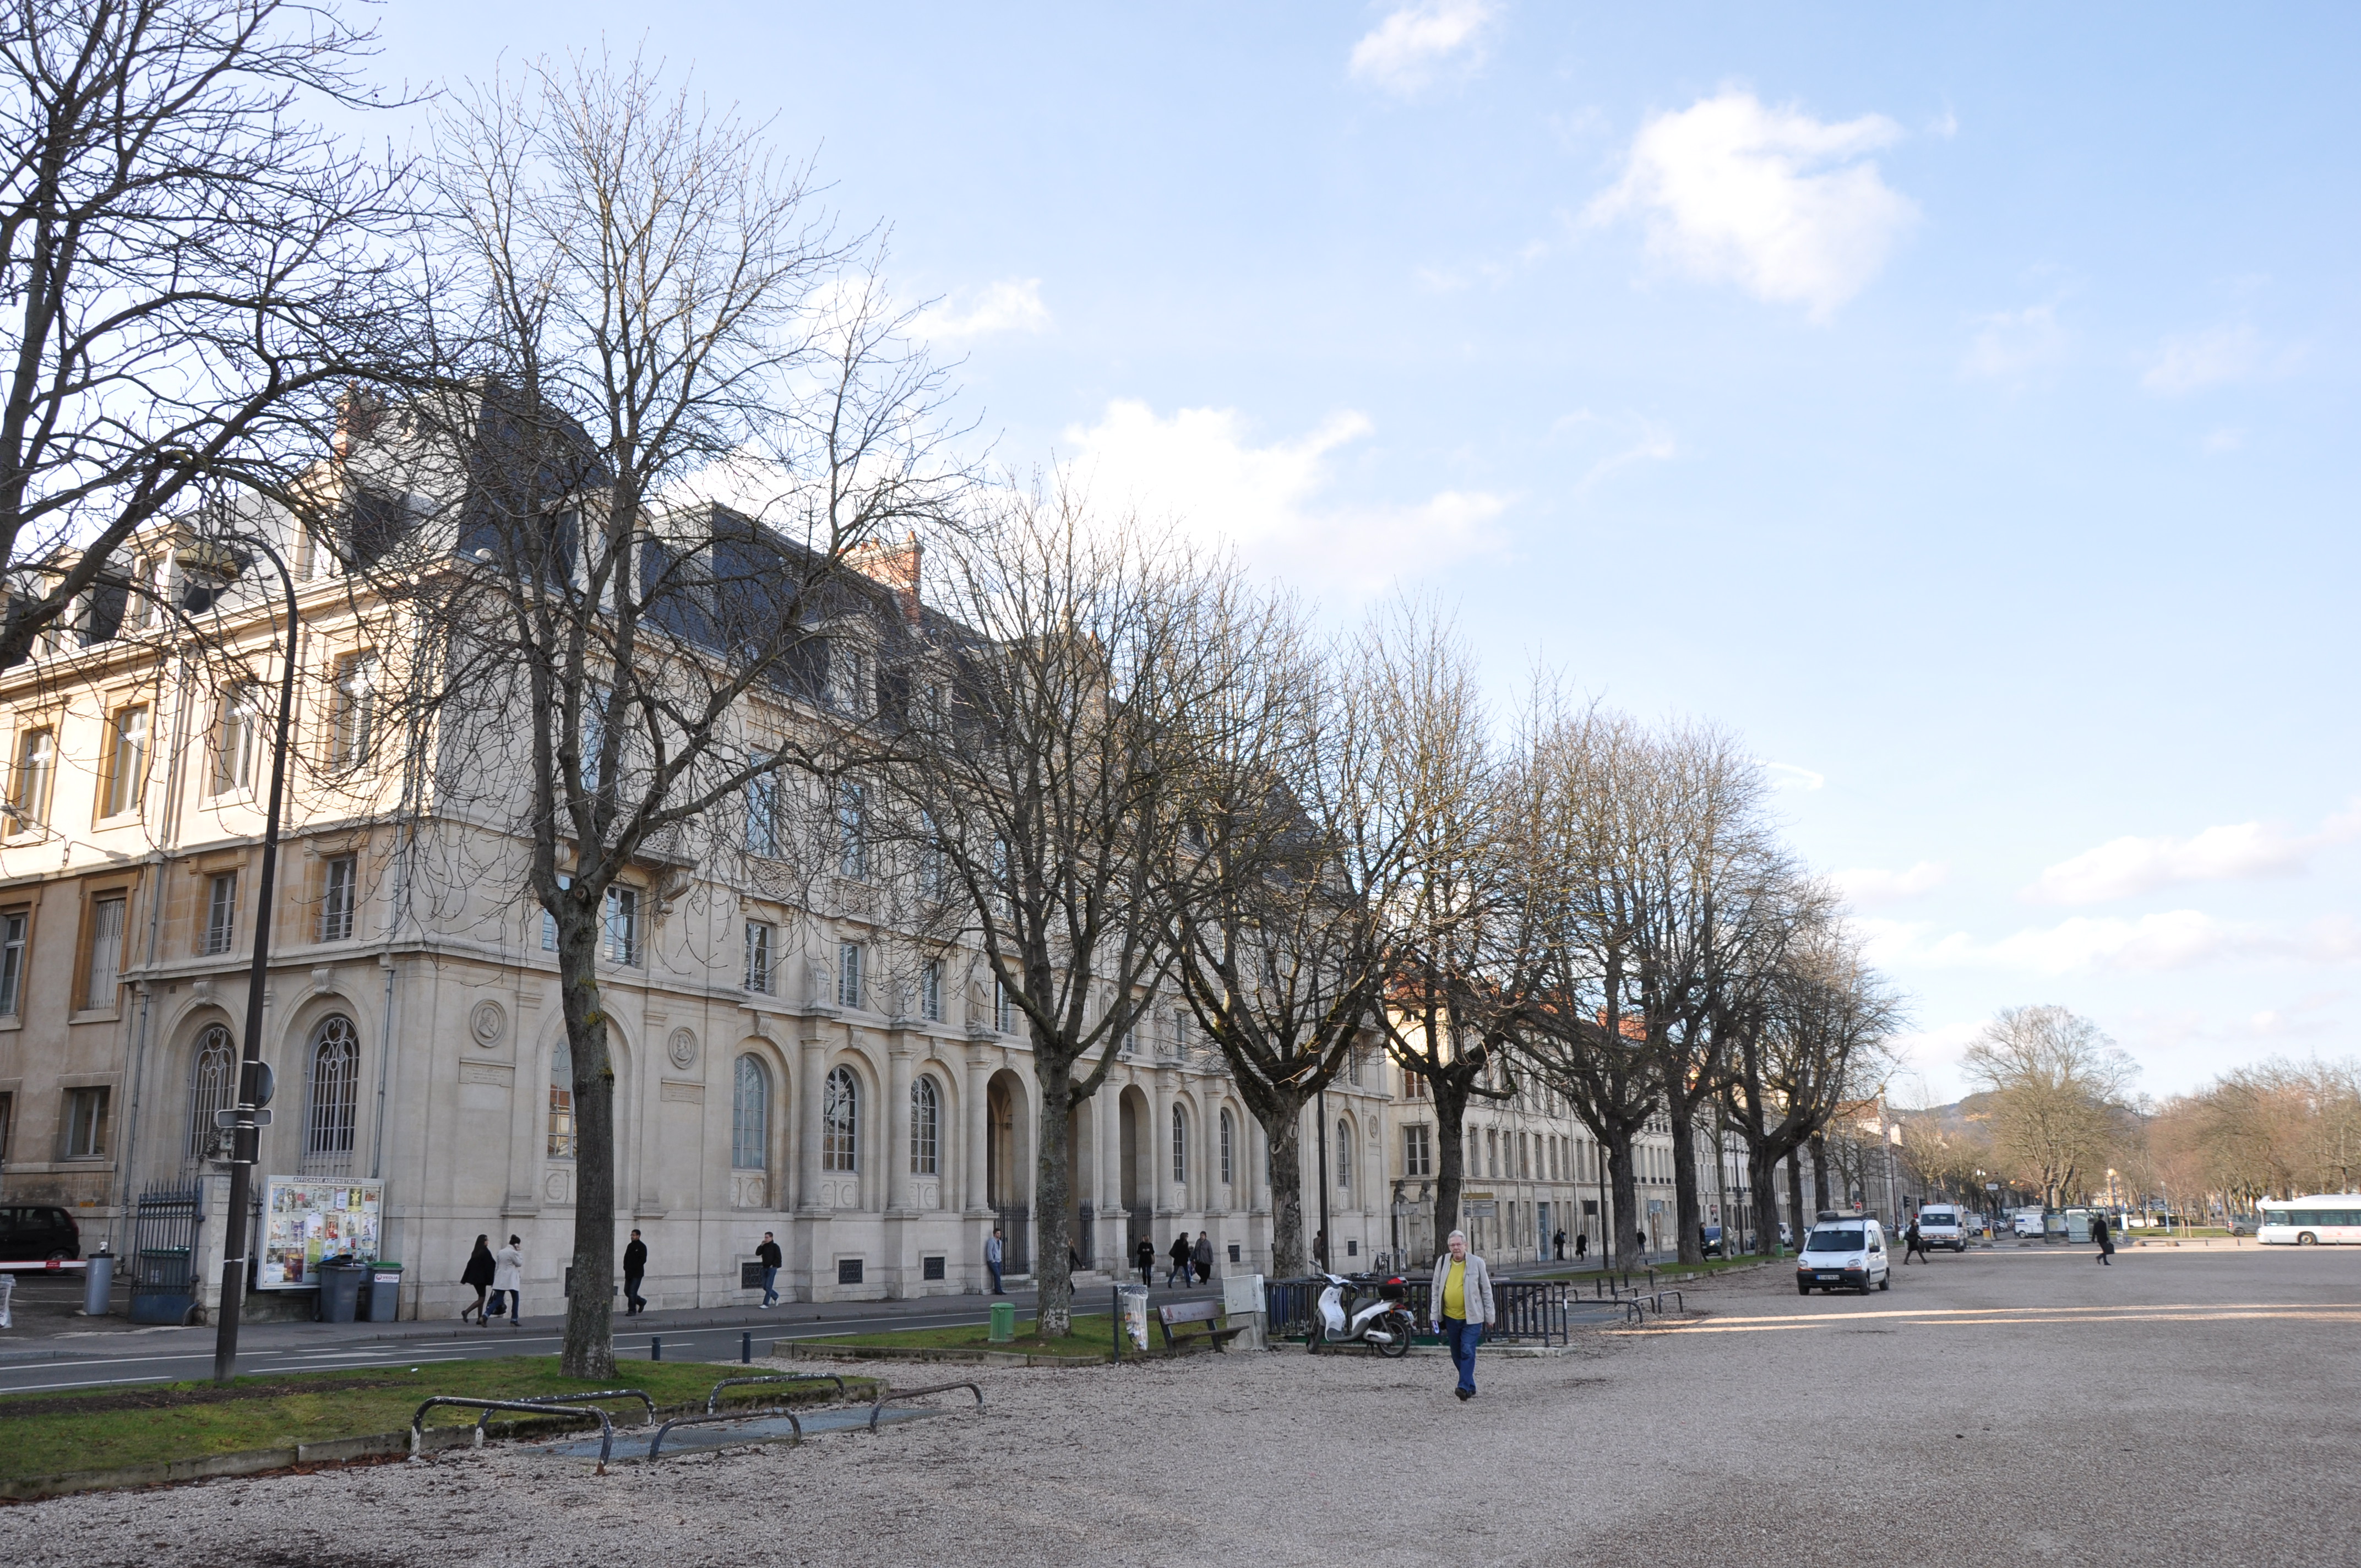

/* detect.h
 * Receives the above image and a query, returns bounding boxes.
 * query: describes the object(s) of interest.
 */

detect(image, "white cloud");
[2142,323,2300,395]
[1060,398,1511,597]
[910,278,1051,341]
[1551,409,1677,490]
[1835,861,1949,907]
[1348,1,1495,95]
[1756,760,1824,792]
[2025,801,2360,905]
[1588,90,1918,320]
[2202,426,2246,455]
[1875,910,2247,976]
[1962,304,2066,379]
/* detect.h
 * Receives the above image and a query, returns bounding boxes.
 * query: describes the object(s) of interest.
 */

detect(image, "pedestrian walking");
[1903,1218,1927,1264]
[2092,1212,2114,1266]
[490,1235,524,1327]
[1192,1231,1214,1283]
[1635,1228,1647,1259]
[756,1231,783,1306]
[1313,1229,1328,1270]
[986,1227,1005,1294]
[1553,1229,1566,1262]
[1428,1229,1495,1402]
[460,1234,495,1324]
[1135,1236,1156,1286]
[1167,1233,1193,1286]
[622,1229,648,1314]
[1575,1232,1587,1261]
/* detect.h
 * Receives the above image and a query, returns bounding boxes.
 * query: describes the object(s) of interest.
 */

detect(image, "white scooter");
[1309,1271,1415,1358]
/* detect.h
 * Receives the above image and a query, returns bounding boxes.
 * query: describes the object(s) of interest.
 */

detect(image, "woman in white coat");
[489,1235,524,1327]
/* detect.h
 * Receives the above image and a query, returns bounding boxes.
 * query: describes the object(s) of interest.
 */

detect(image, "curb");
[776,1340,1107,1369]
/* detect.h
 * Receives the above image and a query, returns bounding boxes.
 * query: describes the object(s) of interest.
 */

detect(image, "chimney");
[847,533,922,625]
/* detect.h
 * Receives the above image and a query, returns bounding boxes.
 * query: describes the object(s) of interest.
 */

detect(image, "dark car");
[0,1205,81,1260]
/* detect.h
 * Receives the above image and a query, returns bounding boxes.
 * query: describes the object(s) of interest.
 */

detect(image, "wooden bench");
[1156,1298,1246,1352]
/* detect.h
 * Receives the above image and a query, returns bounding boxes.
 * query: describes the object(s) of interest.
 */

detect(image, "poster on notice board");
[257,1177,384,1289]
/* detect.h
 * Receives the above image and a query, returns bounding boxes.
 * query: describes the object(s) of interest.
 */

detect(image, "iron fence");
[129,1184,202,1326]
[1263,1273,1571,1346]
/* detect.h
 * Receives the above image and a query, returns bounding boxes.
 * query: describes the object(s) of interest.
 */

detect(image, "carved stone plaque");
[469,999,507,1047]
[667,1026,698,1070]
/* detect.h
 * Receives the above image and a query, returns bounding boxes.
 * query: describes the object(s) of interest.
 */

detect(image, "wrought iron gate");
[130,1184,203,1326]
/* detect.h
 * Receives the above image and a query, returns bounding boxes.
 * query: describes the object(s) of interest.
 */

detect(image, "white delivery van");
[1795,1216,1891,1295]
[1915,1204,1968,1251]
[2011,1207,2047,1238]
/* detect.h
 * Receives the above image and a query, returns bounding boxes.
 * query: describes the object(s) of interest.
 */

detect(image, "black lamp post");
[203,531,301,1386]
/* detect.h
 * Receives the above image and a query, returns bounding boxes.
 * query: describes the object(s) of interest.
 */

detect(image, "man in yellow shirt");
[1429,1228,1495,1401]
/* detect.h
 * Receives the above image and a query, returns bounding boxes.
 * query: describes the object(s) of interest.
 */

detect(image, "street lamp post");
[206,532,301,1387]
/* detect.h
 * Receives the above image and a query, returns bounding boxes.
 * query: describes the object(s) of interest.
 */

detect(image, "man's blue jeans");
[1440,1316,1483,1395]
[987,1262,1002,1293]
[761,1265,779,1306]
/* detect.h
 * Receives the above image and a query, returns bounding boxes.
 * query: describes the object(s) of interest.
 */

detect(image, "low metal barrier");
[411,1397,616,1472]
[705,1373,845,1412]
[1492,1281,1570,1345]
[868,1380,984,1433]
[1265,1275,1570,1346]
[648,1404,803,1460]
[474,1389,652,1438]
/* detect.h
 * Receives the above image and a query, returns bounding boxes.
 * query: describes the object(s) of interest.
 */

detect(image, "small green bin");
[988,1300,1016,1342]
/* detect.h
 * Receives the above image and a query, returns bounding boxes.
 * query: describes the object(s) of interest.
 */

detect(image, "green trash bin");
[988,1300,1016,1343]
[316,1259,365,1323]
[363,1261,404,1322]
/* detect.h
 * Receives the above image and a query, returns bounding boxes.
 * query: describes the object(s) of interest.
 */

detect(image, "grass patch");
[820,1311,1116,1359]
[0,1357,864,1482]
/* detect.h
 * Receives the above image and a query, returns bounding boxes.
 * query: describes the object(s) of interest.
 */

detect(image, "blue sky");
[370,3,2359,1102]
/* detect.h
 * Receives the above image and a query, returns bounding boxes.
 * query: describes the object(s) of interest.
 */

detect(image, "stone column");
[796,1032,826,1213]
[886,1043,915,1214]
[962,1044,989,1216]
[1152,1071,1177,1215]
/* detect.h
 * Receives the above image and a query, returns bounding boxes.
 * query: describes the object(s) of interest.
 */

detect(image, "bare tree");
[0,0,418,668]
[882,487,1243,1336]
[331,52,965,1376]
[1961,1005,2136,1210]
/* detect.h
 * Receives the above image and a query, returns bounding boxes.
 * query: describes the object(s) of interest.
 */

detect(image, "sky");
[358,2,2360,1104]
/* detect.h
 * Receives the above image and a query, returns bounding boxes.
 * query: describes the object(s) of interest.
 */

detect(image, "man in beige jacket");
[1430,1229,1495,1401]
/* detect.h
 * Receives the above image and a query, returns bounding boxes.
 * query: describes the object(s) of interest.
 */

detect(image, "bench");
[1157,1298,1245,1352]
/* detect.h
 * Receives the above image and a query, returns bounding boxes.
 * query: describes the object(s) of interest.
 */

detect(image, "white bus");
[2257,1195,2361,1245]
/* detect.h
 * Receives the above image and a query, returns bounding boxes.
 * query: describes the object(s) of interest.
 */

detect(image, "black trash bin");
[362,1261,403,1322]
[316,1259,365,1323]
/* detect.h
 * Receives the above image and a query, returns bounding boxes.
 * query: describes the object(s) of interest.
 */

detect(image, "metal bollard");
[650,1336,662,1362]
[83,1248,114,1317]
[741,1331,752,1364]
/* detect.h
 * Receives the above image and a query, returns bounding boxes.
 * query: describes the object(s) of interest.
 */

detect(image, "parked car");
[1915,1204,1969,1251]
[1796,1217,1890,1295]
[0,1205,82,1261]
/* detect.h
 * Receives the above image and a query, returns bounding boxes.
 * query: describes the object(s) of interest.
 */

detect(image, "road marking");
[1626,1304,2361,1336]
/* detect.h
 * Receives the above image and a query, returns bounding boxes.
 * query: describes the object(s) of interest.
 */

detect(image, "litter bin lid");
[367,1260,402,1271]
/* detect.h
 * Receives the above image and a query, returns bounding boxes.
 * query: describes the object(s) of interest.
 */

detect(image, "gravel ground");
[13,1243,2358,1567]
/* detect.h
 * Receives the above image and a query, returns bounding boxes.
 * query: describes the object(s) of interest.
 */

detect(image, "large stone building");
[0,481,1392,1319]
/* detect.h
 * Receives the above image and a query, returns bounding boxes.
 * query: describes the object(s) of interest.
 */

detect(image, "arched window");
[185,1025,235,1164]
[1171,1103,1188,1186]
[823,1065,858,1172]
[548,1040,576,1158]
[910,1075,939,1175]
[301,1014,359,1174]
[732,1055,769,1170]
[1218,1109,1234,1186]
[1337,1120,1352,1191]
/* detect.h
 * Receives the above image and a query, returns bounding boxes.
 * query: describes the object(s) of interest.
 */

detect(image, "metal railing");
[410,1397,616,1472]
[704,1373,845,1412]
[1264,1275,1572,1346]
[474,1389,652,1438]
[648,1404,803,1460]
[868,1380,984,1432]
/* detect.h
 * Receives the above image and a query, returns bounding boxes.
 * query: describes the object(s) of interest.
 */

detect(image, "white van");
[1795,1216,1891,1295]
[1914,1205,1968,1251]
[2011,1208,2047,1238]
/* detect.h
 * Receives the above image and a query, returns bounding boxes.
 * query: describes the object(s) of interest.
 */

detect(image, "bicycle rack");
[704,1373,846,1413]
[647,1404,804,1460]
[868,1380,984,1432]
[411,1397,616,1473]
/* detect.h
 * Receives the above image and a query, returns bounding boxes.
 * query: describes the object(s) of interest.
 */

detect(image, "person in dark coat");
[1167,1232,1193,1286]
[1553,1229,1567,1261]
[756,1231,783,1306]
[460,1234,496,1323]
[1903,1219,1928,1264]
[622,1229,648,1314]
[2092,1212,2114,1266]
[1574,1231,1588,1261]
[1135,1236,1156,1286]
[1192,1231,1215,1283]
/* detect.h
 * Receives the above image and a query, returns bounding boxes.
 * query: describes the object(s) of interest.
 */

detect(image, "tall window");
[1171,1104,1188,1186]
[836,782,867,879]
[1404,1066,1427,1100]
[822,1065,858,1172]
[744,760,779,857]
[203,873,238,956]
[302,1015,360,1174]
[994,979,1013,1035]
[186,1026,235,1164]
[80,894,125,1010]
[547,1039,576,1158]
[63,1086,109,1158]
[744,922,774,993]
[836,941,862,1009]
[602,886,639,965]
[732,1055,769,1169]
[211,685,260,794]
[1347,1048,1363,1087]
[1405,1124,1433,1178]
[9,727,52,831]
[1337,1120,1352,1191]
[1169,1008,1189,1056]
[920,959,943,1022]
[0,908,26,1015]
[910,1075,939,1175]
[917,813,946,899]
[1220,1109,1235,1185]
[102,705,148,817]
[1486,1128,1499,1179]
[329,652,377,767]
[540,874,570,951]
[320,856,357,942]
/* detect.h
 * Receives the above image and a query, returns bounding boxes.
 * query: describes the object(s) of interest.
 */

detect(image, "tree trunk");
[559,916,617,1379]
[1607,1136,1642,1270]
[1668,1109,1704,1264]
[1810,1134,1829,1216]
[1750,1142,1786,1259]
[1263,1105,1308,1278]
[1430,1080,1471,1266]
[1787,1150,1806,1244]
[1033,1059,1075,1337]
